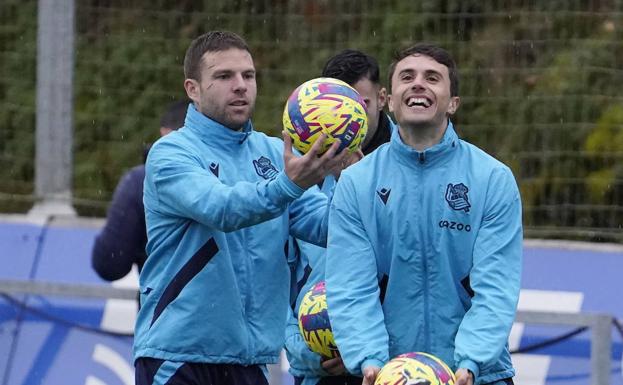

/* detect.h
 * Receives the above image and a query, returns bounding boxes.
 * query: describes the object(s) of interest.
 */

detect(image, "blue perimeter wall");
[0,217,621,385]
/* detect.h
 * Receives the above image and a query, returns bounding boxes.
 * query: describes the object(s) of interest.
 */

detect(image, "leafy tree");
[1,0,622,241]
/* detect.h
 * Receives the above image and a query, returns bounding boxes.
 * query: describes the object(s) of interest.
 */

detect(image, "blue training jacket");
[325,122,522,384]
[134,104,329,365]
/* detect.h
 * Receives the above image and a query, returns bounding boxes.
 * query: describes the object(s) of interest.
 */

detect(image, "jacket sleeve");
[147,140,304,232]
[288,183,331,248]
[92,168,146,281]
[454,167,523,379]
[325,174,388,375]
[284,305,327,377]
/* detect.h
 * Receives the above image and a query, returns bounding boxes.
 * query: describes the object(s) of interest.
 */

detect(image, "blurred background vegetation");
[0,0,622,241]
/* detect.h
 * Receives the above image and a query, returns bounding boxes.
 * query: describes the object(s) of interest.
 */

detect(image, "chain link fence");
[0,0,622,240]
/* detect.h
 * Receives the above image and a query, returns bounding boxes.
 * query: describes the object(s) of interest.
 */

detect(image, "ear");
[377,87,387,110]
[184,78,200,104]
[160,127,174,137]
[447,96,460,115]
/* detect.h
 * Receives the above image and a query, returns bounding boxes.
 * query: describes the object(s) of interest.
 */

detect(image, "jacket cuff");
[457,359,479,381]
[273,171,305,200]
[360,358,385,376]
[288,363,328,378]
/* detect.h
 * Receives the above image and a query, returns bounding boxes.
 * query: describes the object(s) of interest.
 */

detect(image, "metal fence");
[0,0,623,240]
[0,278,618,385]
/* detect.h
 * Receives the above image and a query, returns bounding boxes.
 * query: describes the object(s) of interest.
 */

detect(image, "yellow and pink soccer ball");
[374,352,456,385]
[297,281,339,358]
[283,77,368,154]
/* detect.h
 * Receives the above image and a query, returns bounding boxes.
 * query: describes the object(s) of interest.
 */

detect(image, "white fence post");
[29,0,76,217]
[515,311,613,385]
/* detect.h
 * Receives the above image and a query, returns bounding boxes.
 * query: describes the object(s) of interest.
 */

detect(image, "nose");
[411,74,426,90]
[232,73,247,93]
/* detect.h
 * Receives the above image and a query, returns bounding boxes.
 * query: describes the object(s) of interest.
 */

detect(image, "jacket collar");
[391,120,458,167]
[183,103,253,145]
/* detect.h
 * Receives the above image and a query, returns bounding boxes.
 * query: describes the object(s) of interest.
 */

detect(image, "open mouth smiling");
[406,97,432,108]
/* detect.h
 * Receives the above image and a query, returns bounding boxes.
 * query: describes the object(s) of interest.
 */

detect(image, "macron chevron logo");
[209,162,219,178]
[377,188,391,205]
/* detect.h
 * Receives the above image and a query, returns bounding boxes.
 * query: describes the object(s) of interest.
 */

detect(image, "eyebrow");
[212,69,232,75]
[398,68,443,77]
[425,69,443,77]
[212,68,256,76]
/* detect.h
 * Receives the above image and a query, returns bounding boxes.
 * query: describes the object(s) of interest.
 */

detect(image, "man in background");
[91,99,188,281]
[285,49,393,385]
[322,49,392,156]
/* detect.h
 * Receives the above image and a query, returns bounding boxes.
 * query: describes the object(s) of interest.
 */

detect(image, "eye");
[400,73,413,81]
[427,74,440,82]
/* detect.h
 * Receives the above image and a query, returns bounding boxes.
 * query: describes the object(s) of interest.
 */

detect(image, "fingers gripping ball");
[374,352,456,385]
[283,77,368,154]
[297,281,339,358]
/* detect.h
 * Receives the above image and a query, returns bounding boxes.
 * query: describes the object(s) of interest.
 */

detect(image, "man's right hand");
[283,131,349,189]
[321,356,347,376]
[362,365,380,385]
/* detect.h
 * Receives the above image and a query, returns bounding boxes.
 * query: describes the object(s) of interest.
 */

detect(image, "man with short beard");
[133,31,349,385]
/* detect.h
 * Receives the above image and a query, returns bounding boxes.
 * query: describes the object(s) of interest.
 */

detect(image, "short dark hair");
[160,99,190,130]
[387,43,459,96]
[183,31,250,81]
[321,49,380,86]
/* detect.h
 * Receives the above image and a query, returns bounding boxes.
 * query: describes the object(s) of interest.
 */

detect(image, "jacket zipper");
[417,155,430,351]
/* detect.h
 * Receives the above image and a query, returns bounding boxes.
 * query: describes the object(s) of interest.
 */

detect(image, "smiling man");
[133,31,348,385]
[324,44,523,385]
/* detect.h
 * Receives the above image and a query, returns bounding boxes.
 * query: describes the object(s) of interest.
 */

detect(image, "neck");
[399,120,448,152]
[362,122,378,149]
[204,112,244,131]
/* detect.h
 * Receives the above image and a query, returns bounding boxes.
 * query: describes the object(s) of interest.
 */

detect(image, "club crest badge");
[445,183,470,212]
[253,156,279,180]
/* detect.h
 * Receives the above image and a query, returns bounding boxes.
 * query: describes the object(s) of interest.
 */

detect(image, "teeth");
[407,97,431,107]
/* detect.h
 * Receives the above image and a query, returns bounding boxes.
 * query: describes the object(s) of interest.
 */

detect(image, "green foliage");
[585,106,623,153]
[0,0,37,211]
[1,1,623,240]
[583,106,623,204]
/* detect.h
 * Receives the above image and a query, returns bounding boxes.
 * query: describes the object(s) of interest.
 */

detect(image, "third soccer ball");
[375,352,456,385]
